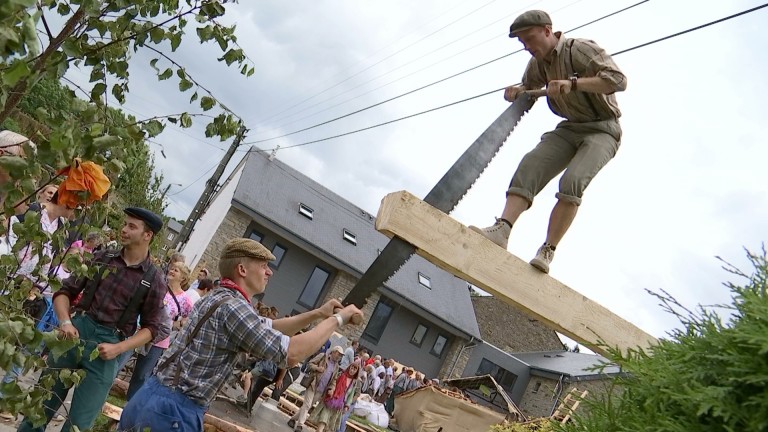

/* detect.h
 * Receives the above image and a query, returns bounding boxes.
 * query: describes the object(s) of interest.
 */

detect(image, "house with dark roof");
[461,345,623,418]
[181,149,481,378]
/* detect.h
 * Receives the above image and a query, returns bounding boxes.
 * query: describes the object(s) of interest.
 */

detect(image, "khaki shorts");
[507,119,621,206]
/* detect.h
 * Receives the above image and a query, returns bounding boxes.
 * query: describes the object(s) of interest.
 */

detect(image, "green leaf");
[149,58,159,71]
[247,67,255,77]
[93,135,121,148]
[200,96,215,111]
[89,348,100,361]
[189,92,198,103]
[180,112,192,128]
[90,82,106,100]
[178,79,193,92]
[57,2,71,14]
[22,12,41,58]
[2,60,31,87]
[149,27,164,44]
[158,68,173,80]
[143,119,164,137]
[169,33,182,51]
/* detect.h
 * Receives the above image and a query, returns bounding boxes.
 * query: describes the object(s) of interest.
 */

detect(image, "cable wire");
[243,1,768,151]
[243,0,649,145]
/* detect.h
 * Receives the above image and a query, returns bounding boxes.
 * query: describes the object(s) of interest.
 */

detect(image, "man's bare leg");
[545,200,578,247]
[531,200,578,273]
[501,194,530,227]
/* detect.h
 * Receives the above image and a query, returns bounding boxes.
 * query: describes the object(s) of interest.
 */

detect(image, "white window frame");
[418,272,431,289]
[299,203,314,220]
[342,229,357,245]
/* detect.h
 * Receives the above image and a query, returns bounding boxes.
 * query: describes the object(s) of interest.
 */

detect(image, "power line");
[242,1,767,151]
[243,0,648,145]
[251,0,504,126]
[167,161,219,196]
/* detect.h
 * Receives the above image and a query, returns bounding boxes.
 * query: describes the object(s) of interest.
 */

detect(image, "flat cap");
[124,207,163,233]
[220,238,275,261]
[509,10,552,37]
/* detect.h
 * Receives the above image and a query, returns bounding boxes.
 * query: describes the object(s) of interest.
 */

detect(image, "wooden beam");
[375,190,657,355]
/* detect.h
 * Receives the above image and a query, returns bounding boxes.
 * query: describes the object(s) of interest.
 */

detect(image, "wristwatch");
[570,76,578,91]
[61,320,72,327]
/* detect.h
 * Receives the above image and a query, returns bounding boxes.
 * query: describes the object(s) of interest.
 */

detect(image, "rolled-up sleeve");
[575,39,627,92]
[225,303,289,368]
[139,273,171,343]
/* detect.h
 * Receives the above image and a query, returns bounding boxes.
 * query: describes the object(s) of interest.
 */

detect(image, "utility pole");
[173,124,247,250]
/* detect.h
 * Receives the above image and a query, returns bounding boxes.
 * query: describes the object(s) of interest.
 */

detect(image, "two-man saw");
[343,90,546,308]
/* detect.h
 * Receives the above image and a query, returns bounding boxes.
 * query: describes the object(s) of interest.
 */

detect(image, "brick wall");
[196,207,251,280]
[472,296,563,353]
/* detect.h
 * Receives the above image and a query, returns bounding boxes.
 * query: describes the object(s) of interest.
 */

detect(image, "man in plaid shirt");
[119,238,364,432]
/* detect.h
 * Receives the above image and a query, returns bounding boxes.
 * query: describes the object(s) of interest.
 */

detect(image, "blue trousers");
[17,314,120,432]
[118,376,205,432]
[126,345,165,400]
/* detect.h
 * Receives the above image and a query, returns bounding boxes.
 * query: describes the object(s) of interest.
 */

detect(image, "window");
[430,333,450,357]
[166,232,175,241]
[476,358,518,394]
[362,299,394,343]
[410,323,428,347]
[248,230,263,243]
[342,229,357,245]
[418,272,431,289]
[297,267,330,308]
[532,381,542,393]
[299,203,314,220]
[270,244,287,269]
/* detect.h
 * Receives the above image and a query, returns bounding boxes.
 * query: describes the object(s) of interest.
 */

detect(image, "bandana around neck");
[218,278,251,304]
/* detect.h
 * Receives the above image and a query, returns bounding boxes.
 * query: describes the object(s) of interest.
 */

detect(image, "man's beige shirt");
[522,32,626,122]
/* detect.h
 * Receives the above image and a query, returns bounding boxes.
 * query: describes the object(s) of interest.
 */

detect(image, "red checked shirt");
[53,249,170,341]
[155,278,289,406]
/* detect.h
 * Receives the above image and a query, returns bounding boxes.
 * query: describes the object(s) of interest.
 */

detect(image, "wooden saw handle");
[523,89,548,97]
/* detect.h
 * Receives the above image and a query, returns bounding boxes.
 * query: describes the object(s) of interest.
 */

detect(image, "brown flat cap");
[220,238,275,261]
[509,10,552,37]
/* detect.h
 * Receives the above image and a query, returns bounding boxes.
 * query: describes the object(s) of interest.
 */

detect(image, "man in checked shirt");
[119,237,365,432]
[470,10,627,274]
[17,207,170,432]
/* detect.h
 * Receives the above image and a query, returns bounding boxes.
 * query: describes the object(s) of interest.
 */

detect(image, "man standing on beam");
[470,10,627,273]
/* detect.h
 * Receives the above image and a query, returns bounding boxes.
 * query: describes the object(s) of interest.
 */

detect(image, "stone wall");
[322,270,381,343]
[519,376,617,419]
[196,207,251,280]
[437,339,474,380]
[471,296,563,354]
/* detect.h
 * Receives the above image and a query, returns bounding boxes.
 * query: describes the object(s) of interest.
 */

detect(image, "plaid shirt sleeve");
[137,267,171,343]
[223,301,289,368]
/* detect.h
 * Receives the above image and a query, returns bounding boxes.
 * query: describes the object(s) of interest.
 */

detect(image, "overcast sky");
[63,0,768,341]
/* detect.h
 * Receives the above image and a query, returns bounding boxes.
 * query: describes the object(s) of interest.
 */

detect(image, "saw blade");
[343,94,538,308]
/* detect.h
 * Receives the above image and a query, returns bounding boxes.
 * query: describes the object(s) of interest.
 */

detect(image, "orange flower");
[56,159,111,208]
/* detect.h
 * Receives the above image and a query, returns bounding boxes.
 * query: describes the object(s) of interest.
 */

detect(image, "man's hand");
[336,304,364,326]
[97,342,123,361]
[503,85,526,102]
[317,299,344,319]
[274,378,283,390]
[546,79,572,97]
[59,322,79,340]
